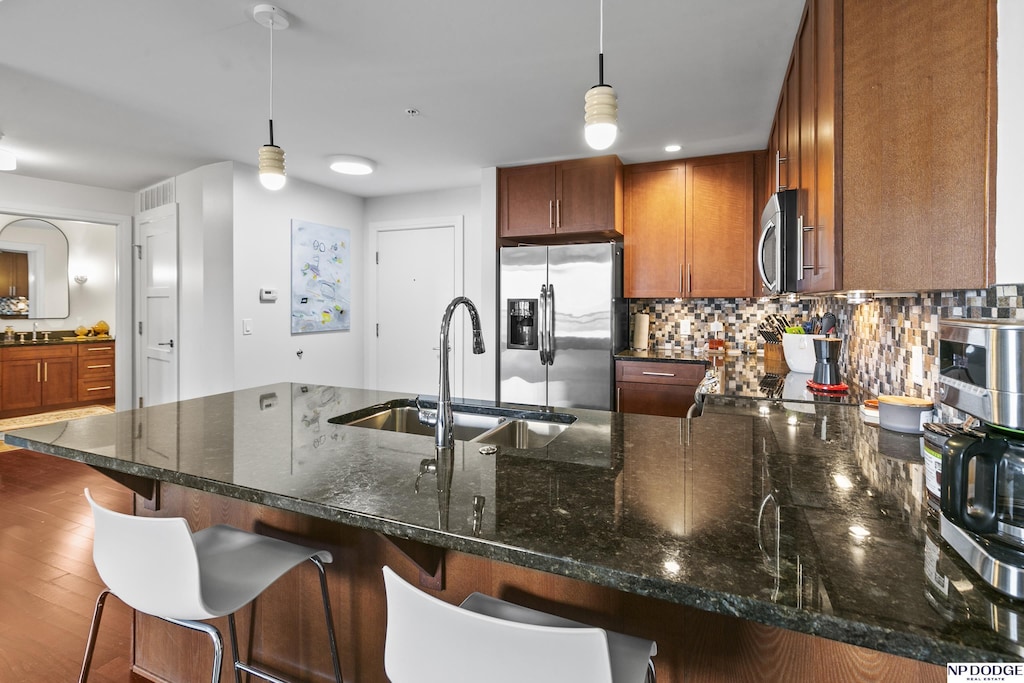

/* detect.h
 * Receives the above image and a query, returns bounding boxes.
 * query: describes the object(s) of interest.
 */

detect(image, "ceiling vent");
[136,179,176,213]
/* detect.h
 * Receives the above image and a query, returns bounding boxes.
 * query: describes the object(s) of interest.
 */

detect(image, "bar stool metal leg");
[78,589,110,683]
[226,557,343,683]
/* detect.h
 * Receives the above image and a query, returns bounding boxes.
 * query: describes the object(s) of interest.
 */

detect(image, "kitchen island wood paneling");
[5,384,975,681]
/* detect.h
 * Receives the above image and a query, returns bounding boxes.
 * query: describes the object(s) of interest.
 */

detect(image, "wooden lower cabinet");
[129,484,943,683]
[616,360,705,417]
[0,342,115,417]
[76,342,116,402]
[0,345,77,413]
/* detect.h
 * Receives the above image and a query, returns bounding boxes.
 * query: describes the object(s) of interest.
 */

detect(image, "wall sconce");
[74,274,88,285]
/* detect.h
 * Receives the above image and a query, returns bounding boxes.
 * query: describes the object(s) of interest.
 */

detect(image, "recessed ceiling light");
[328,155,376,175]
[665,144,682,153]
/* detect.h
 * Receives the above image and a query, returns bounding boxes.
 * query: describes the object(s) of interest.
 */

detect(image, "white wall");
[364,177,497,401]
[175,162,236,400]
[64,219,117,332]
[996,0,1023,284]
[232,164,365,390]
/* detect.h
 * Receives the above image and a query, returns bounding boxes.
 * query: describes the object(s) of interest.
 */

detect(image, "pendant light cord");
[598,0,605,85]
[268,14,275,145]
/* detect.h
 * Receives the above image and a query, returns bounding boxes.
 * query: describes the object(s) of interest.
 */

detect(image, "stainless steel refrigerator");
[498,243,626,410]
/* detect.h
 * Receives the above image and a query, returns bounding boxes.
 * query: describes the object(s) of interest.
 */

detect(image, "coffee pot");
[941,432,1024,550]
[812,337,842,386]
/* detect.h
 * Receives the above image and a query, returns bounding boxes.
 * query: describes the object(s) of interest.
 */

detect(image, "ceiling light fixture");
[329,155,377,176]
[584,0,618,150]
[0,133,16,171]
[254,5,289,191]
[665,144,682,153]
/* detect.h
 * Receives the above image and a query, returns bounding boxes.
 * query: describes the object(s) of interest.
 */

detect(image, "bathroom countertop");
[4,382,1018,665]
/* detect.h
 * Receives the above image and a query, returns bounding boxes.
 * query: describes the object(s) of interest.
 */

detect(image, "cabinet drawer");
[2,344,76,361]
[615,360,705,385]
[78,357,115,379]
[79,378,115,402]
[78,343,115,359]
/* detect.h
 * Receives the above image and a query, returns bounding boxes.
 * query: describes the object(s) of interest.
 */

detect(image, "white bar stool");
[382,565,657,683]
[79,489,343,683]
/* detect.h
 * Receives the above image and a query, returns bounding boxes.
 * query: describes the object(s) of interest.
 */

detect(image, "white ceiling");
[0,0,804,198]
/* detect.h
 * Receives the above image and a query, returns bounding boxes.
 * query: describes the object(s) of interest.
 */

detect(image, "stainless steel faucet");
[418,296,486,450]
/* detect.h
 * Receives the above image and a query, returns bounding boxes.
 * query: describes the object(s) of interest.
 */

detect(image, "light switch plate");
[911,345,924,385]
[242,318,253,335]
[679,320,691,336]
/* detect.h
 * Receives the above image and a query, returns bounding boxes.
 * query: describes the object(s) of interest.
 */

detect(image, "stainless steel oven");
[757,189,798,296]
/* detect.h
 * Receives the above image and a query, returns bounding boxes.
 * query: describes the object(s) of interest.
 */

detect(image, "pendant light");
[584,0,618,150]
[254,5,289,190]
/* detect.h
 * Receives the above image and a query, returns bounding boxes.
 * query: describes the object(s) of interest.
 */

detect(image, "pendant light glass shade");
[259,141,286,190]
[584,84,618,150]
[0,134,16,171]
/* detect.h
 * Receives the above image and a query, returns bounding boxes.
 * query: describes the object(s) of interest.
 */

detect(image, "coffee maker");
[937,319,1024,598]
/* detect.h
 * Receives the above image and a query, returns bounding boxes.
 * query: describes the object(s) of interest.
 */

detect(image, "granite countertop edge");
[4,427,996,667]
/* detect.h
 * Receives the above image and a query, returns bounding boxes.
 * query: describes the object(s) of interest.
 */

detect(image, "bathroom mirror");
[0,218,70,319]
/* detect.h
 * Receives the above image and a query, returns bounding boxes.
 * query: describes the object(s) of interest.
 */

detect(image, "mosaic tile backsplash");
[629,284,1024,402]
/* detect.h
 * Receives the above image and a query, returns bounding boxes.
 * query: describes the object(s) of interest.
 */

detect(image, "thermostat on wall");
[259,288,278,303]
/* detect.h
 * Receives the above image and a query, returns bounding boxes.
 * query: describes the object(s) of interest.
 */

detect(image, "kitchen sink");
[328,398,575,448]
[473,419,569,449]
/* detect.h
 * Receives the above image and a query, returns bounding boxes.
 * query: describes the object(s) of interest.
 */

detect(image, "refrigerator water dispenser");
[507,299,538,350]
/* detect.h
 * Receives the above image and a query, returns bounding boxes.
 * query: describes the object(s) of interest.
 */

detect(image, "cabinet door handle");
[86,385,112,392]
[37,361,41,383]
[549,200,553,229]
[43,362,48,382]
[86,346,113,352]
[555,199,560,228]
[687,263,692,293]
[678,264,683,295]
[642,371,676,377]
[616,387,621,413]
[86,364,112,369]
[775,150,787,191]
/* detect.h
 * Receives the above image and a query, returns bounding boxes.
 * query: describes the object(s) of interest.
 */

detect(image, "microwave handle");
[756,220,775,292]
[796,215,805,282]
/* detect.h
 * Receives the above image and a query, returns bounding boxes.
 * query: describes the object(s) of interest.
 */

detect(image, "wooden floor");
[0,448,141,682]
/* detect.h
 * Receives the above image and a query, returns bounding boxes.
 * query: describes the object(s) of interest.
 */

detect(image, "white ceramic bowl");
[781,333,823,374]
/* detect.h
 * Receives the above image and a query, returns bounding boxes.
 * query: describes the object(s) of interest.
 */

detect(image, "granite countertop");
[0,334,114,346]
[4,382,1018,665]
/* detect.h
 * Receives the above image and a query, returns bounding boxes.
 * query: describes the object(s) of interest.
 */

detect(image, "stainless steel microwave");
[757,189,799,295]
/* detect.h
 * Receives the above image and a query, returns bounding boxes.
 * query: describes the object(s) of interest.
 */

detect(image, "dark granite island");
[6,382,1006,681]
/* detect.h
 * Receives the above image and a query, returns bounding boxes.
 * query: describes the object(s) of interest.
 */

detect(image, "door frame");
[365,216,464,392]
[0,201,133,411]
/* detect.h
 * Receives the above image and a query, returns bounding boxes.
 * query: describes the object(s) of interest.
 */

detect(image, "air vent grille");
[137,179,176,213]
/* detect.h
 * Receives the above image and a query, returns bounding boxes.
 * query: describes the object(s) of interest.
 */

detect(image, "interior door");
[135,205,179,408]
[374,222,458,397]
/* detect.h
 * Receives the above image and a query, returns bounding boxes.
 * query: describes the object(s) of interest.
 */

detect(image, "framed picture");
[290,219,351,334]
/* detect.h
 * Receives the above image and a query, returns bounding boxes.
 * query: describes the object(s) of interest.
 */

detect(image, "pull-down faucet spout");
[420,296,486,450]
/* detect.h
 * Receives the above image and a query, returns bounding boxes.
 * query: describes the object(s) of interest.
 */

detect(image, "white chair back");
[382,566,614,683]
[85,489,213,621]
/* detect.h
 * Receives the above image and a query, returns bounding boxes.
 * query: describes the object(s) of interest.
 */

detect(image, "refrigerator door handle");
[539,284,548,364]
[546,283,555,365]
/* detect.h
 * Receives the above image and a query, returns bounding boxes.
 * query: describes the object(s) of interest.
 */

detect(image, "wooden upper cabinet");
[624,162,685,298]
[624,152,756,299]
[499,155,623,240]
[768,0,994,293]
[687,154,755,298]
[0,251,29,298]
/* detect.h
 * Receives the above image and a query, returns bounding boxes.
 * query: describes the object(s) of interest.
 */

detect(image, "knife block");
[763,343,788,374]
